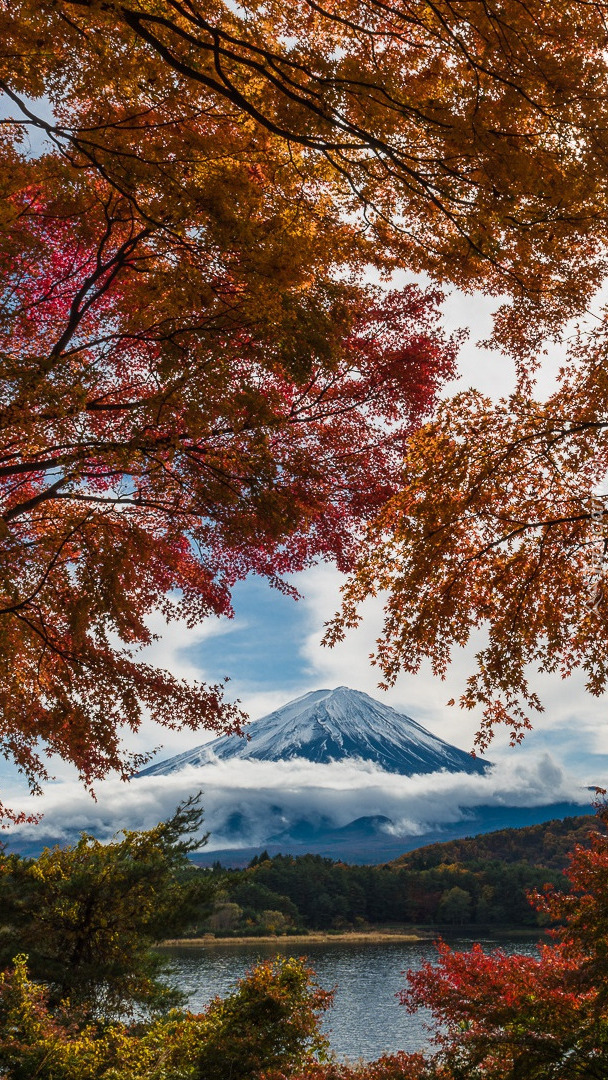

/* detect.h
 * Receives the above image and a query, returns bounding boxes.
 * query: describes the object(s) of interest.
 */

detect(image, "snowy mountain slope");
[140,686,490,777]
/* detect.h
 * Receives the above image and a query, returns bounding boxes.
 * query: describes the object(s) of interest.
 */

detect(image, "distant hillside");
[391,814,599,872]
[189,802,594,868]
[191,814,601,936]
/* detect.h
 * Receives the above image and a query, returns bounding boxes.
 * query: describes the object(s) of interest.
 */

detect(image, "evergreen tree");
[0,795,216,1018]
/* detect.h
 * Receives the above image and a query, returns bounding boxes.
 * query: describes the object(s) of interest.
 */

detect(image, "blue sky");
[186,575,315,693]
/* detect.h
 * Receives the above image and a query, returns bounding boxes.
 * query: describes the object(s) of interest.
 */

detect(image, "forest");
[1,816,593,960]
[199,826,586,934]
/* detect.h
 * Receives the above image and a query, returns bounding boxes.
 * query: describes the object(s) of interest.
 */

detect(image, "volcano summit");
[141,686,490,777]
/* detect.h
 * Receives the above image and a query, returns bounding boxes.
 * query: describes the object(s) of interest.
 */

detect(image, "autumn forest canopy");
[4,0,608,804]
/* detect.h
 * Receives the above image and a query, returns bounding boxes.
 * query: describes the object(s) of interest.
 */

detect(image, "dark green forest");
[195,815,596,935]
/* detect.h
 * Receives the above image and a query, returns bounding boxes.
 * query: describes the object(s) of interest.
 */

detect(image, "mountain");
[390,813,599,871]
[188,803,595,868]
[140,685,490,777]
[6,687,587,866]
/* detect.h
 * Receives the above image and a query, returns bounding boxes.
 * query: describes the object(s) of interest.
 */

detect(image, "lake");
[164,935,542,1061]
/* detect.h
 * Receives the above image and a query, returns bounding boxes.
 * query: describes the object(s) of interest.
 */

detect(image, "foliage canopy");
[0,795,215,1018]
[0,0,473,808]
[4,0,608,781]
[6,0,608,321]
[327,345,608,747]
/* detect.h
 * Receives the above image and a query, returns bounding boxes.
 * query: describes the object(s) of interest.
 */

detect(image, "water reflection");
[163,935,541,1061]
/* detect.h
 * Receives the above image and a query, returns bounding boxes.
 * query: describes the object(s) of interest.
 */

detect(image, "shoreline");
[160,930,432,947]
[159,925,546,948]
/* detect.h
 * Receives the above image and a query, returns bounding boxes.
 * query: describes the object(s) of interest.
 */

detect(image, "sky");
[3,285,607,848]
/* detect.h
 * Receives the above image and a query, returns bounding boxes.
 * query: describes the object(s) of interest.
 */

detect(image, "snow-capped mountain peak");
[140,686,490,777]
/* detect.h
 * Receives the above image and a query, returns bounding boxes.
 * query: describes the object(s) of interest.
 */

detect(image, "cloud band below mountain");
[5,752,592,853]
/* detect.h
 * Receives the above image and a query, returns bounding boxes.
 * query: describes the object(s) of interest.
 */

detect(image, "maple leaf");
[4,0,608,336]
[328,333,608,748]
[0,150,456,808]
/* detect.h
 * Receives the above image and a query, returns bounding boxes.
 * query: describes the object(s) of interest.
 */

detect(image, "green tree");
[0,795,216,1018]
[206,899,243,934]
[0,955,332,1080]
[196,957,332,1080]
[437,886,473,926]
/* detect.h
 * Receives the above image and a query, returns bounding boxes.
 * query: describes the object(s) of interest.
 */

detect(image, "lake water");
[164,935,541,1061]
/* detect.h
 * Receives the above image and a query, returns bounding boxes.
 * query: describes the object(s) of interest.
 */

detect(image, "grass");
[160,929,434,947]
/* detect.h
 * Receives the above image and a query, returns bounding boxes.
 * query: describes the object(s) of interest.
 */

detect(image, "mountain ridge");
[140,685,490,777]
[188,803,595,868]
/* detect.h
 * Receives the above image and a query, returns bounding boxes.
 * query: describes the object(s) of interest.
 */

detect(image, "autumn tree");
[0,955,332,1080]
[0,795,218,1018]
[4,0,608,793]
[326,328,608,749]
[0,114,458,806]
[6,0,608,334]
[402,806,608,1079]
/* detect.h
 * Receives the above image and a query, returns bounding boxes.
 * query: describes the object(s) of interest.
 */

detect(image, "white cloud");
[5,752,591,853]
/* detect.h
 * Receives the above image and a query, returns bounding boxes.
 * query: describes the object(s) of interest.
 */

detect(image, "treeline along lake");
[189,816,593,936]
[161,817,592,1059]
